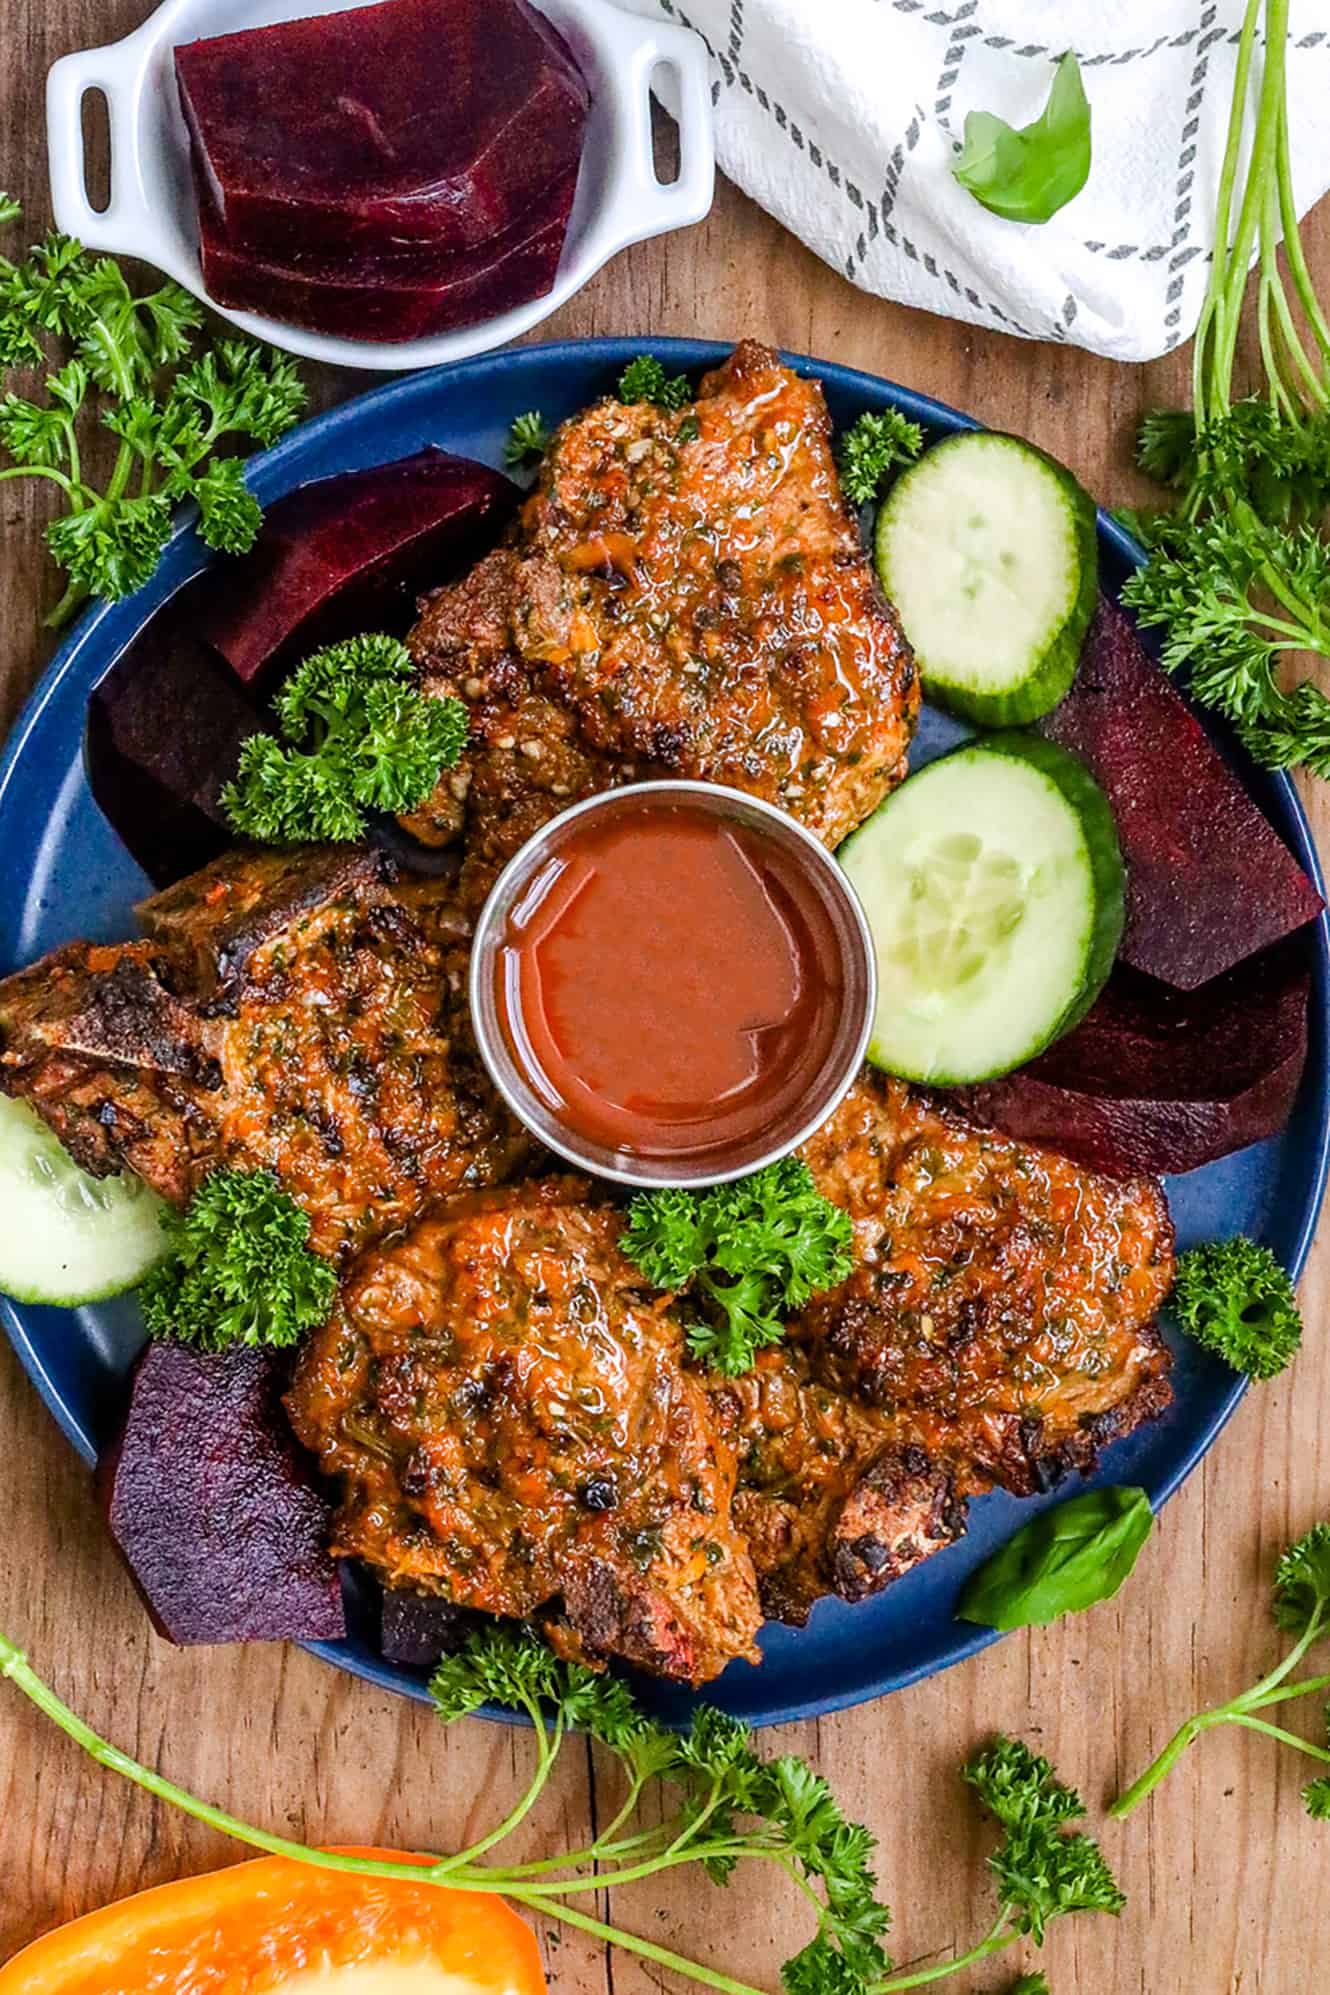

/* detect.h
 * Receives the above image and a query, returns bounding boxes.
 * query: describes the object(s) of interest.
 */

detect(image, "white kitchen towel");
[620,0,1330,361]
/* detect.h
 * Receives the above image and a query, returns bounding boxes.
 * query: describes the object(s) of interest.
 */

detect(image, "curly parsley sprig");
[1121,0,1330,773]
[1112,1524,1330,1822]
[1170,1236,1303,1380]
[0,199,305,626]
[617,352,692,409]
[0,1620,1121,1995]
[504,409,551,467]
[138,1168,336,1352]
[621,1158,855,1375]
[221,632,468,844]
[837,409,924,506]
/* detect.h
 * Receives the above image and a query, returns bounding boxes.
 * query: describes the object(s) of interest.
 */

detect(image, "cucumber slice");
[875,431,1097,726]
[840,734,1124,1085]
[0,1095,169,1305]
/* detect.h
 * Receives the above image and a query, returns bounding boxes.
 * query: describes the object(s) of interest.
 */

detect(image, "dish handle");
[594,10,715,252]
[47,32,159,254]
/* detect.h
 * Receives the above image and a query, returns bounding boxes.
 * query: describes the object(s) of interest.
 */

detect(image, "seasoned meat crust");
[794,1073,1175,1498]
[0,937,219,1206]
[0,845,527,1259]
[706,1074,1175,1624]
[710,1354,967,1626]
[287,1179,763,1685]
[405,341,919,897]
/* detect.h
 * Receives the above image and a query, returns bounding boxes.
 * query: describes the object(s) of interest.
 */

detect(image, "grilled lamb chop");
[793,1074,1175,1497]
[287,1177,763,1685]
[0,845,527,1259]
[404,341,919,899]
[703,1075,1173,1627]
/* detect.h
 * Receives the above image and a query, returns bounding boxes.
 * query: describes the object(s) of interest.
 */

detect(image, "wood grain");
[2,8,1329,1987]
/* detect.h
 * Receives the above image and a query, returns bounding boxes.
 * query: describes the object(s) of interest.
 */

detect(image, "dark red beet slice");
[174,0,588,258]
[86,452,513,882]
[1040,599,1322,989]
[956,939,1310,1178]
[200,447,517,685]
[380,1589,477,1667]
[96,1344,345,1646]
[86,579,272,887]
[196,179,574,342]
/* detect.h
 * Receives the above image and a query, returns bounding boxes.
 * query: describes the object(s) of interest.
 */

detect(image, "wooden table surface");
[3,11,1330,1989]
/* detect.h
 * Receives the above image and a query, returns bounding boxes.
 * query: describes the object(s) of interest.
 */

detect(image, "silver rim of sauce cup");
[468,780,878,1189]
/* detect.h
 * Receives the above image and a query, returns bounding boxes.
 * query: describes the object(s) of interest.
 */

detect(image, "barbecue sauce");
[494,796,847,1166]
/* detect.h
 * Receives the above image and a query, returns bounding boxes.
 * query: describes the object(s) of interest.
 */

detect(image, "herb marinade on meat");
[0,846,527,1260]
[404,341,919,901]
[795,1078,1174,1496]
[712,1075,1173,1627]
[286,1179,763,1685]
[0,346,1178,1684]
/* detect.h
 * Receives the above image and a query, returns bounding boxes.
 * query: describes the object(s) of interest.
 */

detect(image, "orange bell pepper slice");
[0,1848,546,1995]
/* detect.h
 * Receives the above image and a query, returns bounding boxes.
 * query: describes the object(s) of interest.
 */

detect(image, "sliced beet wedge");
[174,0,588,259]
[956,939,1311,1179]
[96,1344,346,1646]
[86,450,514,881]
[1040,599,1322,989]
[86,580,271,886]
[196,175,575,342]
[200,447,517,685]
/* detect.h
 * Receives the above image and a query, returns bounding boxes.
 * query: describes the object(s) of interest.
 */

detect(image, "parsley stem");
[1246,610,1330,651]
[491,1819,667,1877]
[1241,499,1330,642]
[0,1635,450,1890]
[44,576,89,631]
[432,1701,563,1875]
[500,1839,756,1897]
[1257,271,1292,423]
[1226,1712,1330,1761]
[1243,1600,1325,1702]
[1213,0,1286,408]
[1192,0,1261,426]
[1255,100,1327,415]
[0,460,81,500]
[499,1891,767,1995]
[1268,622,1330,661]
[104,438,136,507]
[1264,255,1328,413]
[1108,1714,1207,1819]
[590,1773,655,1851]
[1197,0,1263,424]
[665,1782,725,1856]
[1249,1670,1330,1711]
[1275,87,1330,369]
[769,1847,834,1927]
[873,1912,1014,1990]
[1111,1603,1329,1818]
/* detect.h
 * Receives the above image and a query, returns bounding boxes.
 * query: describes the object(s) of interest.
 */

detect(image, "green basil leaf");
[957,1485,1153,1629]
[952,51,1092,225]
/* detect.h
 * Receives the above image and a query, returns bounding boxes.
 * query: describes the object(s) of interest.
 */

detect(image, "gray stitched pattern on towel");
[617,0,1330,360]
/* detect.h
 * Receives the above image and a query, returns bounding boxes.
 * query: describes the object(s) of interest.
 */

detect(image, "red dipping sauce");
[476,787,873,1181]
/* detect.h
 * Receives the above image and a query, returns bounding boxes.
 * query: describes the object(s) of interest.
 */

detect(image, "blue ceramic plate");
[1,338,1327,1729]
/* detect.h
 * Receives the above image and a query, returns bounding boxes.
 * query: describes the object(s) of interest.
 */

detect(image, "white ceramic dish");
[46,0,714,371]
